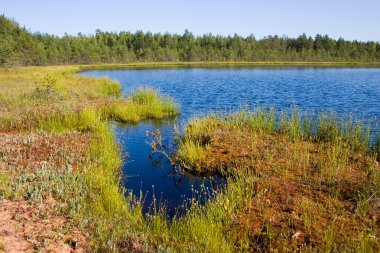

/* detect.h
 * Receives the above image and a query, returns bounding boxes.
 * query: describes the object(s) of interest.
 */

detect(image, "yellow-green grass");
[0,65,179,251]
[0,66,178,131]
[176,109,372,173]
[2,64,380,252]
[103,88,179,124]
[171,109,380,252]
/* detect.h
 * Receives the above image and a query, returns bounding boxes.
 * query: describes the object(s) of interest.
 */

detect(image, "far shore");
[80,61,380,70]
[3,61,380,72]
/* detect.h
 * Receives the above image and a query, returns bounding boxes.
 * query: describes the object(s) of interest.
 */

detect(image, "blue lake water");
[80,67,380,216]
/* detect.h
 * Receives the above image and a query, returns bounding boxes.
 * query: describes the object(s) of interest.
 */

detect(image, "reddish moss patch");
[180,125,380,251]
[0,131,90,174]
[0,131,91,252]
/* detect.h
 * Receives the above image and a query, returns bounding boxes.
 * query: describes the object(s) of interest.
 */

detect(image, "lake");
[80,67,380,216]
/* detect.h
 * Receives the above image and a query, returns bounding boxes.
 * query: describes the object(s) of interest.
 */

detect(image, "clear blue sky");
[1,0,379,41]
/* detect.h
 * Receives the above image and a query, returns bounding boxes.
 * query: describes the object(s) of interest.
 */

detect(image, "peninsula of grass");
[0,66,179,251]
[171,109,380,251]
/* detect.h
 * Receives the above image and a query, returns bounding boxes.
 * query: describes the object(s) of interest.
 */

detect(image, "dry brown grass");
[0,131,90,175]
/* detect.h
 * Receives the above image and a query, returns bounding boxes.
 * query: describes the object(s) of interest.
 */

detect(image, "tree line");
[1,15,380,66]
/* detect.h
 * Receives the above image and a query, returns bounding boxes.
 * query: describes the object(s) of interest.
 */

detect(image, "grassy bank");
[0,65,179,251]
[171,109,380,251]
[1,65,380,252]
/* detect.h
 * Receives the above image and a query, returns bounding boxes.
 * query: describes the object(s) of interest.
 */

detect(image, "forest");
[1,15,380,66]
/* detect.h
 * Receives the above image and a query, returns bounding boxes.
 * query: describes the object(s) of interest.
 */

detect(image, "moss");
[2,65,379,252]
[171,110,380,251]
[0,65,178,252]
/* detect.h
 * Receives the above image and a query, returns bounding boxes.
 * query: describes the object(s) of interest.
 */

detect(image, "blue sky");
[1,0,379,41]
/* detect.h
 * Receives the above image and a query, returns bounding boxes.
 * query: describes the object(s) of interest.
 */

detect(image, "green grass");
[0,65,179,251]
[174,108,374,176]
[35,88,179,132]
[1,65,379,252]
[103,88,179,124]
[170,109,380,252]
[80,121,146,250]
[177,140,208,171]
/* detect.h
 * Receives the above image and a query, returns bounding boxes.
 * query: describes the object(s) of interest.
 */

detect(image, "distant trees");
[1,15,379,66]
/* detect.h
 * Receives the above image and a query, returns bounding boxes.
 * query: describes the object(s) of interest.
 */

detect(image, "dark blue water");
[80,67,380,216]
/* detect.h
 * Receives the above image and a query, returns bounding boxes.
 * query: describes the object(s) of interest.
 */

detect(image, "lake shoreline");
[79,61,380,71]
[0,66,180,251]
[1,64,380,252]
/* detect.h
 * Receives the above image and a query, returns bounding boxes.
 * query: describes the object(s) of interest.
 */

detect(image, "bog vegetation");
[0,65,379,252]
[169,110,380,252]
[1,15,380,66]
[0,66,180,251]
[1,15,380,251]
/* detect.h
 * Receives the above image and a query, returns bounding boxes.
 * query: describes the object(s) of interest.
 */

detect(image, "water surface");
[80,67,380,216]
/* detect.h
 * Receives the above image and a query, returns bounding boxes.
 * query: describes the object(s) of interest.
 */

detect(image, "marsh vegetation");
[1,6,380,251]
[171,110,380,251]
[0,66,179,251]
[0,65,379,252]
[136,108,379,251]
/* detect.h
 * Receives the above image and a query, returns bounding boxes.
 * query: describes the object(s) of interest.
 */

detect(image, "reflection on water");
[114,119,225,217]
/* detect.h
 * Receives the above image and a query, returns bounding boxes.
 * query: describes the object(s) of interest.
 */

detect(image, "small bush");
[33,74,59,98]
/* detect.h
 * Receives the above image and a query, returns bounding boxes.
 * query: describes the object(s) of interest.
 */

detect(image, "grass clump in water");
[177,140,208,170]
[103,88,179,124]
[130,87,179,119]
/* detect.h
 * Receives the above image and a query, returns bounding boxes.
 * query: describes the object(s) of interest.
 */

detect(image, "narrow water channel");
[113,119,225,217]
